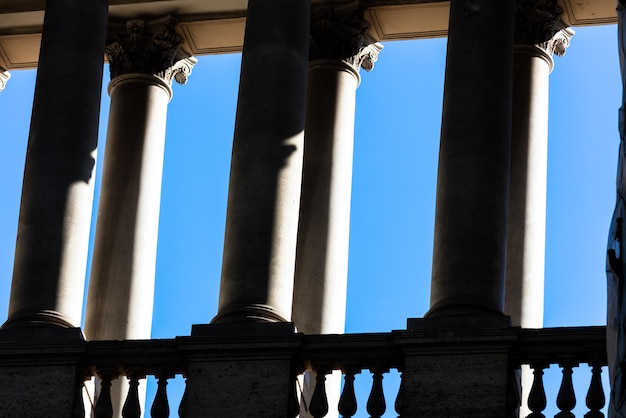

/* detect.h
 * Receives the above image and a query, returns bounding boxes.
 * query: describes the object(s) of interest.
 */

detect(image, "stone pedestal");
[213,0,310,325]
[3,0,108,330]
[183,324,301,417]
[428,0,514,318]
[0,336,85,416]
[402,353,512,417]
[396,326,518,417]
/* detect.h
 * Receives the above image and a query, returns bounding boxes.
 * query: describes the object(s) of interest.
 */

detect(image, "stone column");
[211,0,310,325]
[0,70,9,92]
[427,0,514,319]
[506,3,573,330]
[2,0,108,331]
[294,5,382,337]
[83,18,195,417]
[292,8,382,416]
[508,3,573,414]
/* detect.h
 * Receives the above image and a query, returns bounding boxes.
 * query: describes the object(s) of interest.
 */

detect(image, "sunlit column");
[2,0,107,331]
[507,17,573,330]
[508,3,573,414]
[212,0,310,325]
[292,7,382,416]
[84,18,196,417]
[294,5,382,337]
[0,70,9,92]
[428,0,514,319]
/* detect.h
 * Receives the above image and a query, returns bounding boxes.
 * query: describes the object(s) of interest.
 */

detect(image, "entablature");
[0,0,617,70]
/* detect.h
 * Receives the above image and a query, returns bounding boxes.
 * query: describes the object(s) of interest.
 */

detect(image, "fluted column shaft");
[212,0,310,324]
[428,0,514,318]
[3,0,108,329]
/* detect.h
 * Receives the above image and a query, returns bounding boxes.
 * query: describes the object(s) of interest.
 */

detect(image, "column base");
[2,309,77,330]
[210,303,291,325]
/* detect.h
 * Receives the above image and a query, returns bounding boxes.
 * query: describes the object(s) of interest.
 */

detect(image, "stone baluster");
[84,17,196,417]
[95,372,115,418]
[177,377,188,418]
[288,365,302,418]
[0,69,9,92]
[394,371,404,417]
[72,371,89,418]
[585,364,606,418]
[338,368,359,417]
[556,364,577,418]
[367,369,387,418]
[150,374,171,418]
[310,366,330,418]
[121,374,141,418]
[527,365,547,418]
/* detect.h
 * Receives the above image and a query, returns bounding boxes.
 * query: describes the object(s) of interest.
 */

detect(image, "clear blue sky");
[0,23,620,417]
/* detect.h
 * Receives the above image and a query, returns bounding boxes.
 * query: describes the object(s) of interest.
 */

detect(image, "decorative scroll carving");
[514,0,563,45]
[106,16,197,85]
[0,70,10,92]
[309,6,383,72]
[539,27,575,57]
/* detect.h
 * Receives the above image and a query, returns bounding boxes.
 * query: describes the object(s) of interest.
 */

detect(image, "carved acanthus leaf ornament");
[106,17,197,85]
[0,70,9,92]
[309,6,382,72]
[514,0,563,45]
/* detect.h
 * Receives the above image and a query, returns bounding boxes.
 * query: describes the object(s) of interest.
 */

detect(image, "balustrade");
[4,326,604,417]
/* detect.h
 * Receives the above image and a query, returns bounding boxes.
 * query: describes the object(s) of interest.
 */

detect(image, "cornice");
[0,0,615,70]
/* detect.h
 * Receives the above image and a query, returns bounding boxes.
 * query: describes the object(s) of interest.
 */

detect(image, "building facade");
[0,0,619,417]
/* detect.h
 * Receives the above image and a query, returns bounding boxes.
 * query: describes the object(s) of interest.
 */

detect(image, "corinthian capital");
[514,0,563,45]
[539,27,574,57]
[0,70,9,92]
[106,16,197,85]
[309,5,382,72]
